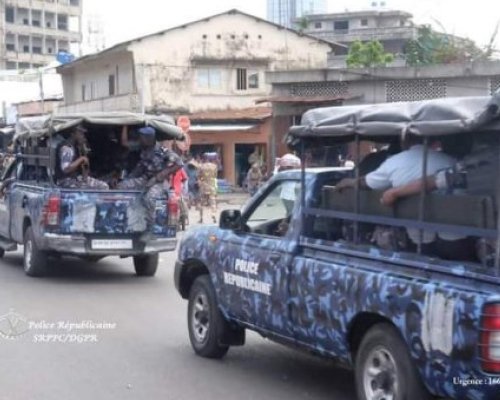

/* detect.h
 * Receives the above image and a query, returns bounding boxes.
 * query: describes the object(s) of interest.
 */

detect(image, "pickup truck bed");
[0,182,177,277]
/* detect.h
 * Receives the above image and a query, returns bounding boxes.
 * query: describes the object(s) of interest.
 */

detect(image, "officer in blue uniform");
[118,126,183,230]
[57,125,109,190]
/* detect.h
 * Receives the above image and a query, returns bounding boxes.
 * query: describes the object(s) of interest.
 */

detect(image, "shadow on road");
[0,252,152,284]
[183,337,357,399]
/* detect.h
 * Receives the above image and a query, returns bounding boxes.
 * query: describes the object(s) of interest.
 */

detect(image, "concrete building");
[267,0,327,29]
[263,60,500,161]
[0,0,83,70]
[301,9,415,67]
[56,9,333,115]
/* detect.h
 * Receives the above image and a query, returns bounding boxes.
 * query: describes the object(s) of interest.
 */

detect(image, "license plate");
[91,239,133,250]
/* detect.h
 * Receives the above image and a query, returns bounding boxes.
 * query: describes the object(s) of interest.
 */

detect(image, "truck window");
[246,180,301,237]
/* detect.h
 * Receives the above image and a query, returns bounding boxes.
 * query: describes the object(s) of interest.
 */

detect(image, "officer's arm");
[154,151,183,183]
[61,146,87,175]
[380,176,437,207]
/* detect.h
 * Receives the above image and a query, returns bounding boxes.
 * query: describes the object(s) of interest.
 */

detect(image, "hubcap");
[191,292,210,344]
[363,347,398,400]
[24,239,33,272]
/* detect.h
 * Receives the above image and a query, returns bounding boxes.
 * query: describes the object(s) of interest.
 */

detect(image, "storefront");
[188,108,272,186]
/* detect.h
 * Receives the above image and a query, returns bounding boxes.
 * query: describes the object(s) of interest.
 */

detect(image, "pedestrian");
[186,159,200,209]
[246,163,263,195]
[197,153,218,224]
[278,153,301,215]
[117,126,183,237]
[171,166,189,226]
[56,125,109,190]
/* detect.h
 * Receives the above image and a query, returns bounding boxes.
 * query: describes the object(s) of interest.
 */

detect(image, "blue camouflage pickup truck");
[176,94,500,400]
[0,113,183,277]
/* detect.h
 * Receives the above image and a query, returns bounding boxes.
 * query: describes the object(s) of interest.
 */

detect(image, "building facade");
[267,0,327,29]
[0,0,83,70]
[264,61,500,161]
[57,9,333,115]
[301,10,415,67]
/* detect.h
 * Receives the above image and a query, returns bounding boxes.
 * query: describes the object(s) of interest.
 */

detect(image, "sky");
[83,0,499,53]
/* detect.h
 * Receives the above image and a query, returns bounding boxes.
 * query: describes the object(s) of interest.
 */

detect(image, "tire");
[23,226,47,277]
[133,254,159,277]
[0,248,4,258]
[355,323,431,400]
[187,275,230,359]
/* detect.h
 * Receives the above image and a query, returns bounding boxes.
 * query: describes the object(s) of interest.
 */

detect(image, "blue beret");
[139,127,156,136]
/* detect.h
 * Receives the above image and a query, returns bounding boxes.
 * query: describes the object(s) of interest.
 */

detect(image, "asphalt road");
[0,235,356,400]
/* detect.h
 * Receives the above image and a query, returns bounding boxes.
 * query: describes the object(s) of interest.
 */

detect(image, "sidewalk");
[217,191,250,206]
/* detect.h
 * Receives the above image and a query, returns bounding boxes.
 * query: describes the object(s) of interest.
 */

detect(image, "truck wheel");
[23,226,47,277]
[355,323,431,400]
[133,254,159,277]
[188,275,230,359]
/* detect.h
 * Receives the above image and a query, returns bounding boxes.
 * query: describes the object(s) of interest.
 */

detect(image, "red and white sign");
[177,115,191,133]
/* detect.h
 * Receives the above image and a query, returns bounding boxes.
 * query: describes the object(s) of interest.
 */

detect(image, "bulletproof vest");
[461,145,500,196]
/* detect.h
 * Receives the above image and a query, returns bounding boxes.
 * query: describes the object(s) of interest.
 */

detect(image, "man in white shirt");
[336,137,460,255]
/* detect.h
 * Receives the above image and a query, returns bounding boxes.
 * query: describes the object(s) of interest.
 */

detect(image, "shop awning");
[190,124,258,132]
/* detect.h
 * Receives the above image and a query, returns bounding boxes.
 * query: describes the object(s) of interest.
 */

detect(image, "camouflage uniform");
[58,144,109,190]
[198,161,218,223]
[118,144,182,227]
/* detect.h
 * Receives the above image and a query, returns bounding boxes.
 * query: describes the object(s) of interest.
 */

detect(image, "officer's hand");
[380,188,398,207]
[80,156,90,166]
[334,178,355,192]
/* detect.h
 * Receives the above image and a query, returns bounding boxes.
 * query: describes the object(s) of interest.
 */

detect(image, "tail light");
[480,303,500,373]
[43,195,60,227]
[167,191,179,226]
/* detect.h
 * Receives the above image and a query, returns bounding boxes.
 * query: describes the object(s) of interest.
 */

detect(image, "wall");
[60,50,136,107]
[59,12,331,114]
[127,12,331,113]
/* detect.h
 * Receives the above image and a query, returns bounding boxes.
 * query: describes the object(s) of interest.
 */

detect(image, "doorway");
[235,144,266,188]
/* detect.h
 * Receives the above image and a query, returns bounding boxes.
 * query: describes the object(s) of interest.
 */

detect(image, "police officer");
[197,153,218,224]
[58,125,109,190]
[118,126,183,231]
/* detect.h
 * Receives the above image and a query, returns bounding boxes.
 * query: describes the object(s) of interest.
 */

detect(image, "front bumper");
[41,233,177,256]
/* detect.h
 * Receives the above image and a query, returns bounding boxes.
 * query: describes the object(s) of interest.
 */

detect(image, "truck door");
[218,179,301,338]
[0,160,20,239]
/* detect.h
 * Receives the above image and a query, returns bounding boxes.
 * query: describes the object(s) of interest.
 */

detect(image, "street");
[0,219,356,400]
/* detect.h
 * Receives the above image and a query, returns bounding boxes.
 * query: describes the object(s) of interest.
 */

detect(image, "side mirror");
[219,209,243,231]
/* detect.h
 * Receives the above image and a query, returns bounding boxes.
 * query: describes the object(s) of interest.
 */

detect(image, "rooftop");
[303,9,413,20]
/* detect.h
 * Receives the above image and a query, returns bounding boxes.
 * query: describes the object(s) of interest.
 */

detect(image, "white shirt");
[365,145,457,244]
[280,181,297,201]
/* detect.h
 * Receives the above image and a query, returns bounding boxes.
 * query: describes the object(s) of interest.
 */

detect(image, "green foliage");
[346,40,395,68]
[296,16,309,32]
[405,24,496,66]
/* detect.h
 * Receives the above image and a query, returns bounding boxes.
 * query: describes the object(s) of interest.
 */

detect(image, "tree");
[346,40,395,68]
[405,24,498,66]
[296,16,309,33]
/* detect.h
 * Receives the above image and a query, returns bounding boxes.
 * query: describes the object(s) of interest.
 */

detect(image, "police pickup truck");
[175,94,500,400]
[0,113,183,277]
